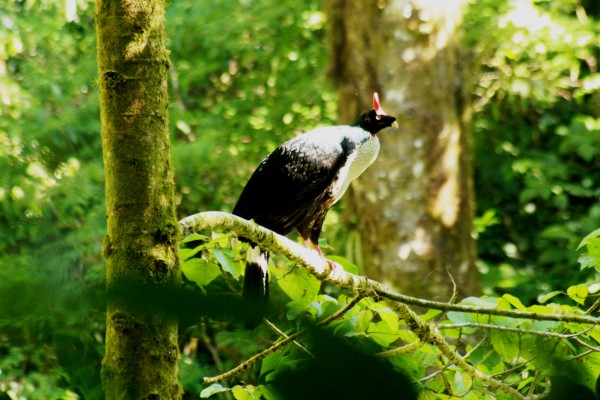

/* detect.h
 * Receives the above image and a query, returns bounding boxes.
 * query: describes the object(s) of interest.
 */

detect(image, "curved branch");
[184,212,535,398]
[179,212,600,326]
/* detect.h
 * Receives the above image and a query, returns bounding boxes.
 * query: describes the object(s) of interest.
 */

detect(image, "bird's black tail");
[243,245,269,328]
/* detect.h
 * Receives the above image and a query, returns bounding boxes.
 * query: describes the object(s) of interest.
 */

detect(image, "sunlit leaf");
[578,229,600,250]
[200,383,228,398]
[179,245,204,261]
[232,385,259,400]
[567,284,589,305]
[537,290,562,303]
[278,266,320,306]
[502,293,527,310]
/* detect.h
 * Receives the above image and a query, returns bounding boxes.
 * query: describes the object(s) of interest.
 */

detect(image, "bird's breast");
[331,134,380,204]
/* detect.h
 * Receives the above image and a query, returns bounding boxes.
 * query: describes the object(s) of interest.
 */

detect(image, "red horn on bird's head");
[373,92,386,116]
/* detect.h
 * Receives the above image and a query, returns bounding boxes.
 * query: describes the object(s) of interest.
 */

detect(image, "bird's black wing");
[232,134,352,236]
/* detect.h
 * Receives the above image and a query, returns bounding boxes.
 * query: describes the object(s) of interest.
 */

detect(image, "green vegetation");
[1,0,599,398]
[467,0,600,301]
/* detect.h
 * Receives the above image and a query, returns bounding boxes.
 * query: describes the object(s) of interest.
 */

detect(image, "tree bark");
[326,0,480,300]
[97,0,181,398]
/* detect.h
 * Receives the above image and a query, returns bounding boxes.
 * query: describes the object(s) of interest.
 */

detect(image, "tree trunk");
[326,0,480,300]
[96,0,181,398]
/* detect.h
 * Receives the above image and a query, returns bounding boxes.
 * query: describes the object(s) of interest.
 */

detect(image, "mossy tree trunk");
[96,0,181,398]
[326,0,480,300]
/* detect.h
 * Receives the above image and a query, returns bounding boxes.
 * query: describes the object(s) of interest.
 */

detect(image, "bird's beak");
[392,121,398,128]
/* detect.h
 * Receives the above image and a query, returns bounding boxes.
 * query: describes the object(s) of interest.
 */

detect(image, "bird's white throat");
[332,132,380,203]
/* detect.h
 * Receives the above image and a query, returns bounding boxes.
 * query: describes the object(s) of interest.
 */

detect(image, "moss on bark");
[96,0,181,398]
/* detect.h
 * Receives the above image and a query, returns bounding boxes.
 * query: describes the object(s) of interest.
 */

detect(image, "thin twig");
[203,294,363,384]
[264,319,315,359]
[377,340,424,358]
[585,296,600,315]
[437,322,594,339]
[417,338,485,383]
[573,336,600,352]
[203,328,303,384]
[390,302,526,399]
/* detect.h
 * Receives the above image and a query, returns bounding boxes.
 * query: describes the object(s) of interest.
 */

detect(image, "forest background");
[1,0,600,398]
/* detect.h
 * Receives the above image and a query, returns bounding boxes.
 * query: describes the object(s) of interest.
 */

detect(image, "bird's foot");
[324,258,345,280]
[301,239,345,279]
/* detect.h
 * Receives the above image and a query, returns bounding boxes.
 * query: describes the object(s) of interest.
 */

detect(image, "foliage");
[166,0,336,218]
[578,228,600,272]
[1,0,600,398]
[465,0,600,300]
[0,0,105,398]
[1,0,333,397]
[181,222,600,399]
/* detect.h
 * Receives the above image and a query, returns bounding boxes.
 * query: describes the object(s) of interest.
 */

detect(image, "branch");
[389,301,526,399]
[437,323,594,339]
[181,212,599,398]
[203,294,363,384]
[179,212,600,326]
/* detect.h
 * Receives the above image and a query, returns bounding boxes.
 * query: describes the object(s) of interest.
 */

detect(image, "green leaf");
[537,290,562,303]
[577,228,600,250]
[179,245,203,261]
[502,293,527,310]
[212,247,242,279]
[278,267,320,306]
[363,300,399,331]
[474,209,500,233]
[561,352,600,392]
[182,258,221,287]
[200,383,228,398]
[448,297,498,324]
[589,326,600,346]
[447,311,474,324]
[232,385,259,400]
[490,330,519,361]
[450,370,472,396]
[567,284,589,305]
[420,308,443,321]
[181,232,209,244]
[461,296,499,308]
[259,384,277,400]
[367,320,400,347]
[579,254,598,271]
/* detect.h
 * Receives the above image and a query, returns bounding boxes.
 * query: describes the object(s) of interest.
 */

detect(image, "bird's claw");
[325,259,345,280]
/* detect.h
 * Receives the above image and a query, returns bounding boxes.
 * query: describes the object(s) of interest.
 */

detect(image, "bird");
[232,92,397,326]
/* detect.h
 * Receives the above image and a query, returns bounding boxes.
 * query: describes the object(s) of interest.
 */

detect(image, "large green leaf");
[182,258,221,287]
[211,247,242,279]
[277,266,321,307]
[490,330,519,362]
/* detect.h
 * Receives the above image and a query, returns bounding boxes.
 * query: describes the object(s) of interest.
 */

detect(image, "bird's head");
[354,92,398,134]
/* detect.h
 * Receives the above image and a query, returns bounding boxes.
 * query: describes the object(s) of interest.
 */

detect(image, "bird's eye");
[375,115,381,120]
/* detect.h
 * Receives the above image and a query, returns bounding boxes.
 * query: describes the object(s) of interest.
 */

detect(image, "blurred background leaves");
[0,0,599,398]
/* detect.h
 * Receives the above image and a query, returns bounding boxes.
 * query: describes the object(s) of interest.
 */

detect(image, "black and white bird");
[233,93,397,325]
